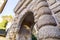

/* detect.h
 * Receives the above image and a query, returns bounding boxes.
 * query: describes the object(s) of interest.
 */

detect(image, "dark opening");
[19,11,37,40]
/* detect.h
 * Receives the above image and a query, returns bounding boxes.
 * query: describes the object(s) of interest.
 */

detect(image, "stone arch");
[6,10,35,40]
[16,10,35,40]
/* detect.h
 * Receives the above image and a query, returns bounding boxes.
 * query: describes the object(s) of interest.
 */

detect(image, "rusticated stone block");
[34,7,51,22]
[37,15,56,29]
[38,25,60,40]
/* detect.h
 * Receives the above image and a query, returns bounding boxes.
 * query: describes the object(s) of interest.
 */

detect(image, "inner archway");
[18,11,35,40]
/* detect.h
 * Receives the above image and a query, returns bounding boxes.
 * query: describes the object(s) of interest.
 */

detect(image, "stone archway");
[6,0,60,40]
[6,10,35,40]
[17,11,35,40]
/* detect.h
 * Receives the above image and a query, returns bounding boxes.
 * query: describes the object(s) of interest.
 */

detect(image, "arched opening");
[17,11,36,40]
[19,11,34,34]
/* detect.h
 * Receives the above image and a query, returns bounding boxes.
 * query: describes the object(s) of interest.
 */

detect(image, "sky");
[0,0,19,17]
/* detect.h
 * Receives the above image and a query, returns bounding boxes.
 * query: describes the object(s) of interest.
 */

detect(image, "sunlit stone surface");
[0,0,4,7]
[0,0,7,13]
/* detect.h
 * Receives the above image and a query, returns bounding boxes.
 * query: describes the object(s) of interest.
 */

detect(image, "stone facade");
[0,0,7,13]
[6,0,60,40]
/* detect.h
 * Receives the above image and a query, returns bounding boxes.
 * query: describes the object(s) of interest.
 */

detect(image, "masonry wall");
[6,0,60,40]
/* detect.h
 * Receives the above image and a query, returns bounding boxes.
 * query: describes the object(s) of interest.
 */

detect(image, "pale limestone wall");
[0,0,7,13]
[6,0,60,40]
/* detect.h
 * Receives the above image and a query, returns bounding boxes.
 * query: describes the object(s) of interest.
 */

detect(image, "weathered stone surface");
[14,0,25,13]
[42,38,60,40]
[32,1,48,12]
[15,0,32,14]
[6,0,60,40]
[47,0,56,6]
[37,15,56,29]
[52,6,60,14]
[34,7,51,22]
[0,0,7,13]
[49,2,60,9]
[38,25,60,39]
[55,12,60,23]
